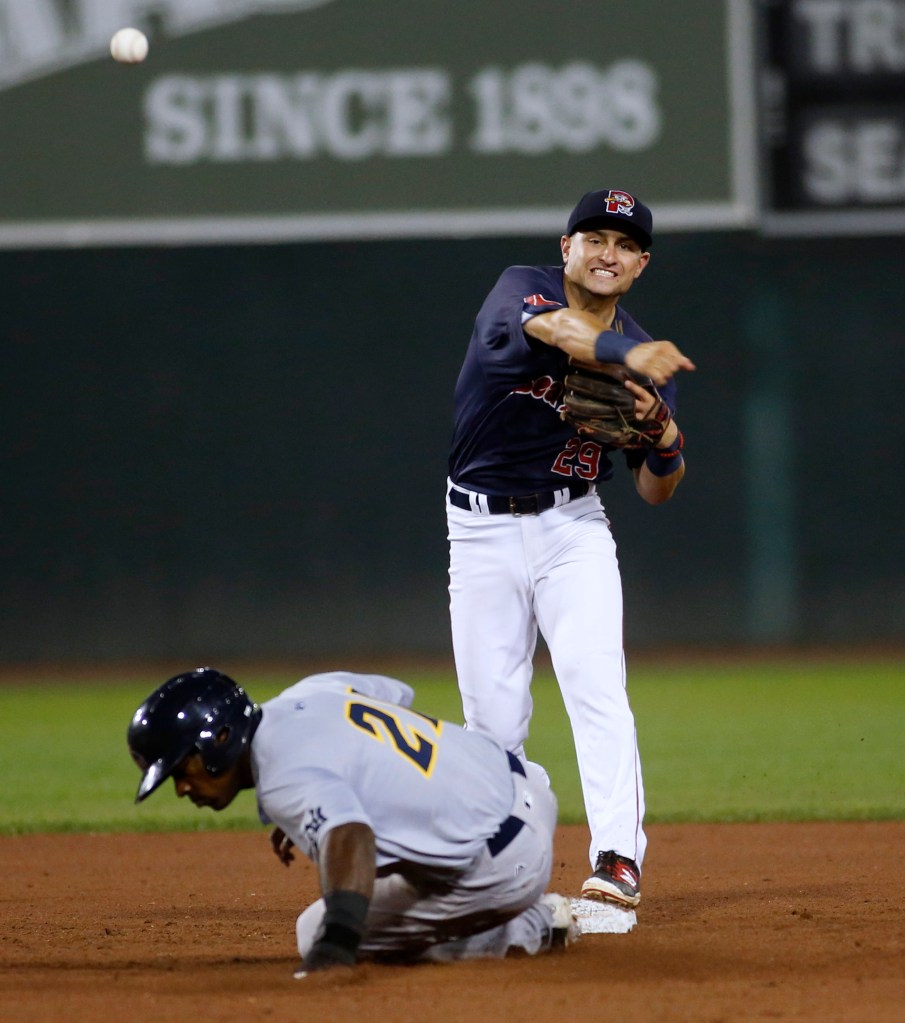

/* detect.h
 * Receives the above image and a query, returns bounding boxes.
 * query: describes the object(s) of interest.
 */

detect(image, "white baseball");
[110,28,149,64]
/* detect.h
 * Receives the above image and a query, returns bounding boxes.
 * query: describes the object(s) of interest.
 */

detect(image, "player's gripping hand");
[296,938,357,974]
[270,826,296,867]
[625,340,695,386]
[623,379,675,447]
[293,951,357,983]
[293,890,369,979]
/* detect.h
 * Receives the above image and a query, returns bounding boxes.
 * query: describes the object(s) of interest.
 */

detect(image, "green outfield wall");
[3,231,903,662]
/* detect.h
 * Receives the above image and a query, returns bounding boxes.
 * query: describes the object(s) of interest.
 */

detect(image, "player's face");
[561,229,650,300]
[171,752,241,811]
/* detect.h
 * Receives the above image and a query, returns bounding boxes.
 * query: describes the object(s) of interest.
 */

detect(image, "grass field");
[0,656,902,834]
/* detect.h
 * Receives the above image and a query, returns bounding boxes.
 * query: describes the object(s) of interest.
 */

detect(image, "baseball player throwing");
[128,667,578,973]
[446,188,694,910]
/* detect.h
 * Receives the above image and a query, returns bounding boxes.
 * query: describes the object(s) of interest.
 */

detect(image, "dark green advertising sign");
[0,0,754,246]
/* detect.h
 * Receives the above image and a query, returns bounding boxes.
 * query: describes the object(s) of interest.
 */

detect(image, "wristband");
[594,330,637,364]
[305,889,369,970]
[644,431,684,477]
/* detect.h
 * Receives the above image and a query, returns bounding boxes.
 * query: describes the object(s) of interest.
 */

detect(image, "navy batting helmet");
[127,667,262,803]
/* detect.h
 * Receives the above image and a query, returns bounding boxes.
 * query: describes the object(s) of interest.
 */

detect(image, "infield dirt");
[2,821,902,1023]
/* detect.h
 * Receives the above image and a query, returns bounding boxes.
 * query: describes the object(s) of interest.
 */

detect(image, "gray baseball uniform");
[252,671,561,960]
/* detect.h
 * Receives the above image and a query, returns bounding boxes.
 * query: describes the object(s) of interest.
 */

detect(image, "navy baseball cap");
[566,189,653,250]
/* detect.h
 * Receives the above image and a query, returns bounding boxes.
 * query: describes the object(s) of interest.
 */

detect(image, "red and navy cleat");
[581,851,641,908]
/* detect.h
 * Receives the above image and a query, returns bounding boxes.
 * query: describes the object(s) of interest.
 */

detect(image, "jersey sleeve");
[282,672,415,708]
[259,765,373,863]
[344,673,416,707]
[476,266,565,353]
[520,289,565,323]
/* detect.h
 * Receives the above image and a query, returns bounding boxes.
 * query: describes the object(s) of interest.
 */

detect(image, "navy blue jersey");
[449,264,677,495]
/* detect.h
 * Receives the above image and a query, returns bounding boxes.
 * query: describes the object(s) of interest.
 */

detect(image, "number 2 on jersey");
[346,701,442,777]
[551,437,601,479]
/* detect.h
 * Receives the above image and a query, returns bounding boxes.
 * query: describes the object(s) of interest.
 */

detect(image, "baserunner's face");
[561,229,649,300]
[171,752,241,811]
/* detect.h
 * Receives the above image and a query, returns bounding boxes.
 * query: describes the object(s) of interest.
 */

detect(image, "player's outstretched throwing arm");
[524,306,695,386]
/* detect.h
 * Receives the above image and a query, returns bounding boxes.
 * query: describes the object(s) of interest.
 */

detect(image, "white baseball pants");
[296,761,560,961]
[447,487,646,869]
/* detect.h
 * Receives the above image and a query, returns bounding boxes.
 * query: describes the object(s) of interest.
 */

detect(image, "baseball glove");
[560,360,672,448]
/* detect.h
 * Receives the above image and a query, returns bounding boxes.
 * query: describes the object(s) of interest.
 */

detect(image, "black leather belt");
[448,481,592,516]
[487,753,528,857]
